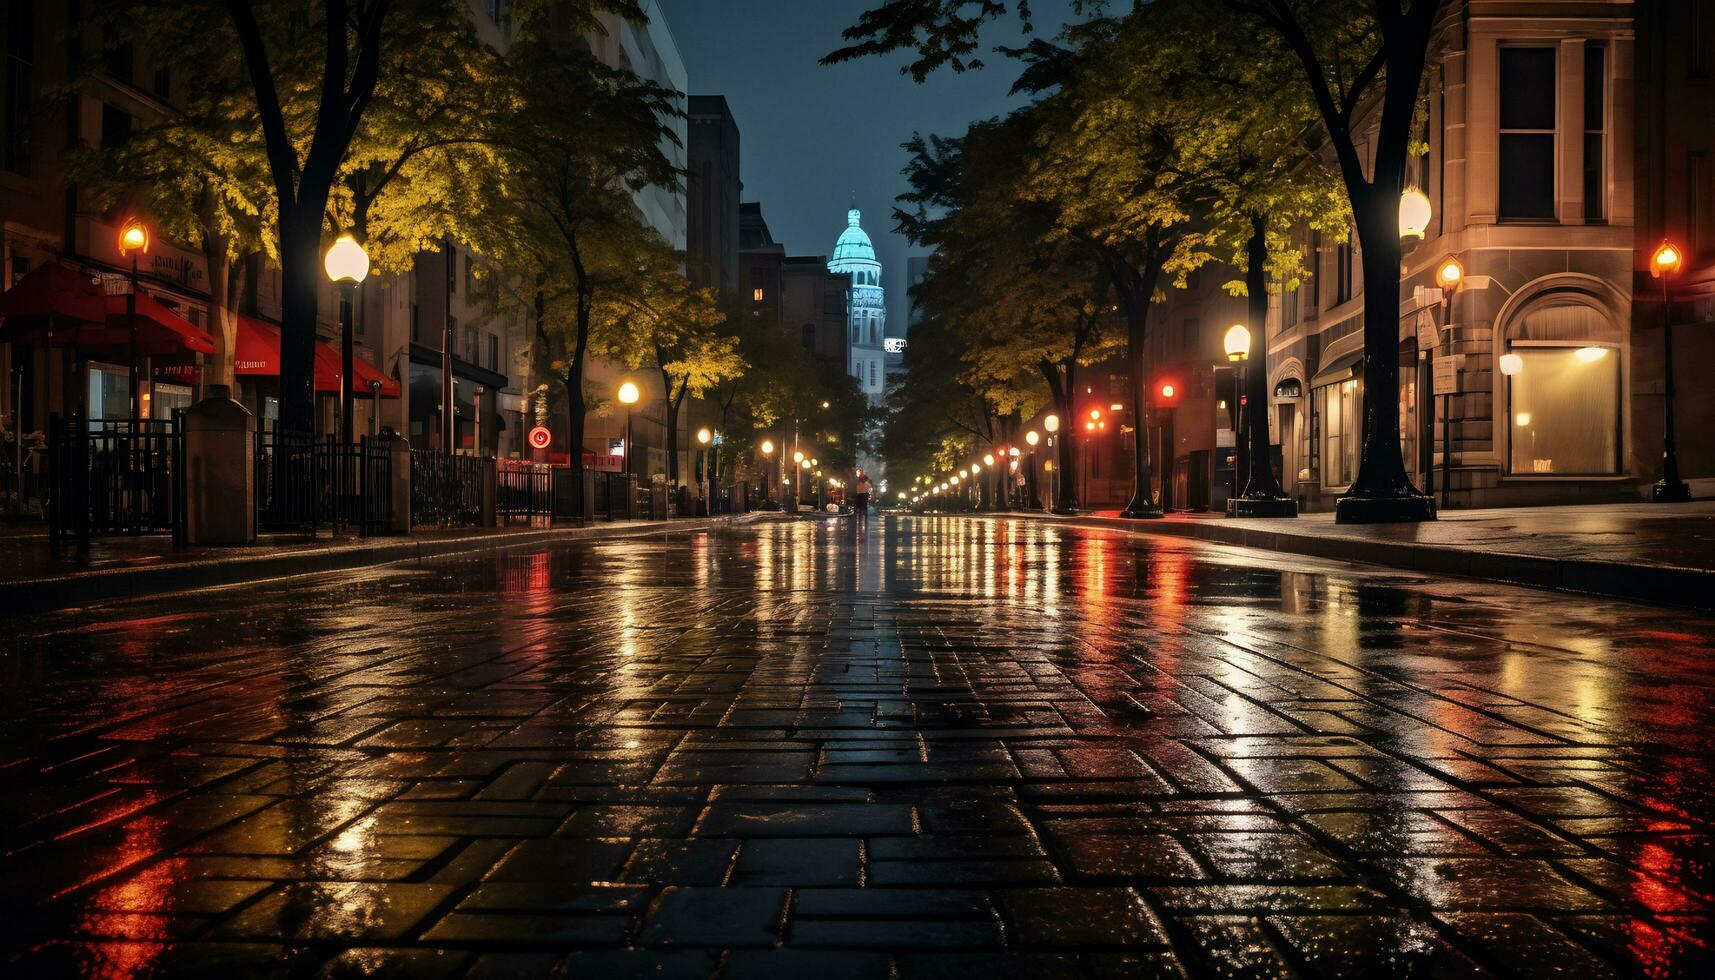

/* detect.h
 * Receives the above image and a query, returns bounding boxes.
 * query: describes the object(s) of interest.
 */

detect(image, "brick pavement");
[1,515,1712,977]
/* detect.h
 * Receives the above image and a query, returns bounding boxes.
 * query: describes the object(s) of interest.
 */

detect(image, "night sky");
[656,0,1080,333]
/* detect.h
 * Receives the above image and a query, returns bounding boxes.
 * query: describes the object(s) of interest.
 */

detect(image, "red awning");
[235,315,399,398]
[0,261,217,355]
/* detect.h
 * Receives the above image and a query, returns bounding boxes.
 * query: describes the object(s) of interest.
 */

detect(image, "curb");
[960,511,1715,613]
[4,513,780,616]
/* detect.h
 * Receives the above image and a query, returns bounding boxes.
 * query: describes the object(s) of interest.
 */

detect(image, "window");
[1282,279,1300,327]
[102,23,131,84]
[464,325,479,363]
[463,255,474,296]
[1318,378,1358,487]
[824,290,841,315]
[1584,44,1606,222]
[1335,239,1353,305]
[11,253,30,287]
[1694,2,1712,79]
[1507,345,1619,474]
[752,287,764,302]
[1499,47,1558,221]
[100,102,130,149]
[802,324,816,350]
[1310,231,1323,310]
[3,0,33,175]
[487,332,500,370]
[869,361,878,388]
[411,302,422,345]
[152,65,170,99]
[1693,153,1713,261]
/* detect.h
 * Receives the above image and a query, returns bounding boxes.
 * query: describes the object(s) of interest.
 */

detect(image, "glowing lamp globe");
[983,453,994,466]
[1436,256,1464,291]
[760,439,774,455]
[617,381,640,405]
[1224,324,1251,362]
[1498,353,1524,377]
[1399,187,1432,240]
[1652,241,1683,278]
[1044,414,1060,433]
[793,450,804,463]
[118,220,149,255]
[323,233,370,284]
[1025,430,1039,446]
[697,427,711,445]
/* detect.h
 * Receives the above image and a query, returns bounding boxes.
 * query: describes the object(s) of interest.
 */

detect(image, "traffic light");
[1154,380,1181,408]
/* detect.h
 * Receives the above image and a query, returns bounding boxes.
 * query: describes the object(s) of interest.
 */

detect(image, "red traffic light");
[1154,380,1181,407]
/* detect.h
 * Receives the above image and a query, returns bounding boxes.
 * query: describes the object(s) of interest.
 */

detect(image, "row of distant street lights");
[904,418,1057,511]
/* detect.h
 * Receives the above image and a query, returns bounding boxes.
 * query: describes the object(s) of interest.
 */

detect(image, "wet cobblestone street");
[2,516,1712,977]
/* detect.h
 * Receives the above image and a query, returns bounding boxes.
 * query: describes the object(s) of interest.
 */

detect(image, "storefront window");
[87,364,130,423]
[1508,345,1619,474]
[1318,378,1359,488]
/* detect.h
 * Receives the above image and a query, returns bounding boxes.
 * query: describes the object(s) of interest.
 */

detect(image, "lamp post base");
[1119,505,1164,519]
[1227,495,1299,519]
[1335,492,1436,524]
[1652,479,1693,502]
[1050,505,1078,516]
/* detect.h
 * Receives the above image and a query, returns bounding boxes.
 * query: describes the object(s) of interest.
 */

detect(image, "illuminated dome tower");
[828,208,886,401]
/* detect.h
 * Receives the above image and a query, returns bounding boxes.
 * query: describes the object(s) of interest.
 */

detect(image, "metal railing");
[256,425,320,532]
[497,460,553,526]
[256,425,393,536]
[321,436,392,536]
[412,451,483,528]
[49,414,185,549]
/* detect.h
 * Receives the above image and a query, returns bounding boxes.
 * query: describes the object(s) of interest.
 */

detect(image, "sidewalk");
[1009,500,1715,611]
[0,513,780,615]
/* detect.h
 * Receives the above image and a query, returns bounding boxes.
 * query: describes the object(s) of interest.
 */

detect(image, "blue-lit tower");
[828,208,886,402]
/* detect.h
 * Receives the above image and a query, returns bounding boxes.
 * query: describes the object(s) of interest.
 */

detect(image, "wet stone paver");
[2,515,1713,978]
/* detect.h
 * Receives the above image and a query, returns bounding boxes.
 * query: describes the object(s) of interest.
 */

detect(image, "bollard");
[383,431,412,534]
[480,456,498,527]
[183,385,256,545]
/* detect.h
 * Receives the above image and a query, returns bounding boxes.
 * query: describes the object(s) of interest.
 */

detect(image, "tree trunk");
[1057,359,1079,512]
[1240,215,1286,499]
[277,200,326,434]
[1120,297,1160,518]
[202,236,241,394]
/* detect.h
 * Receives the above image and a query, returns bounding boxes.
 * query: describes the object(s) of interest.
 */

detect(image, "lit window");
[1507,345,1619,474]
[753,287,764,302]
[1318,379,1358,487]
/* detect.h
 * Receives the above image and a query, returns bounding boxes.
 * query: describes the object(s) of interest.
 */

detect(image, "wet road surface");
[2,515,1712,978]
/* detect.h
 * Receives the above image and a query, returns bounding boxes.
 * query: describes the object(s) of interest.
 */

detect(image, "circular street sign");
[528,426,552,450]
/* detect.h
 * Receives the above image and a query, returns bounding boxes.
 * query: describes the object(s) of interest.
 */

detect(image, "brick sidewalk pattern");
[1,516,1711,977]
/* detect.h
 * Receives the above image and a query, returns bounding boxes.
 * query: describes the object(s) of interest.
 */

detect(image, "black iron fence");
[412,451,483,528]
[256,425,393,536]
[257,425,319,532]
[49,414,185,548]
[497,460,553,526]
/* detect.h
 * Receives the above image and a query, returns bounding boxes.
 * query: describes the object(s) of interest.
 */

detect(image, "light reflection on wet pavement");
[1,514,1712,977]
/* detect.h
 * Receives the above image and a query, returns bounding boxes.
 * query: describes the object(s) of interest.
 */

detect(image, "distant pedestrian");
[853,471,872,514]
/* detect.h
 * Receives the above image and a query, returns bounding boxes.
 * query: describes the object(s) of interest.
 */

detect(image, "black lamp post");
[324,233,369,445]
[1024,431,1042,509]
[118,220,148,423]
[1226,320,1299,518]
[1651,240,1692,502]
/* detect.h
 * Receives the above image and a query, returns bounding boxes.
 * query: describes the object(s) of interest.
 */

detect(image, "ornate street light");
[617,380,640,477]
[1650,240,1691,502]
[324,233,370,445]
[118,219,149,421]
[1399,187,1432,240]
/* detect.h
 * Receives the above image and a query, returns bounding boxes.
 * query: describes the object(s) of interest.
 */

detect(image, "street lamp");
[617,380,640,478]
[118,219,149,422]
[1024,430,1042,509]
[1223,323,1251,509]
[324,233,370,445]
[1399,187,1432,240]
[696,427,716,514]
[759,437,776,510]
[1651,240,1691,502]
[1429,256,1465,508]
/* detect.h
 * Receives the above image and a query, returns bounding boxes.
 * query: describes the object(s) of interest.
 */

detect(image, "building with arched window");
[828,209,887,401]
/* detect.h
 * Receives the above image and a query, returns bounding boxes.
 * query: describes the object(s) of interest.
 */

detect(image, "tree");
[77,12,274,393]
[1219,0,1445,521]
[1133,1,1348,514]
[832,1,1447,521]
[893,110,1120,510]
[478,34,680,482]
[591,242,744,484]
